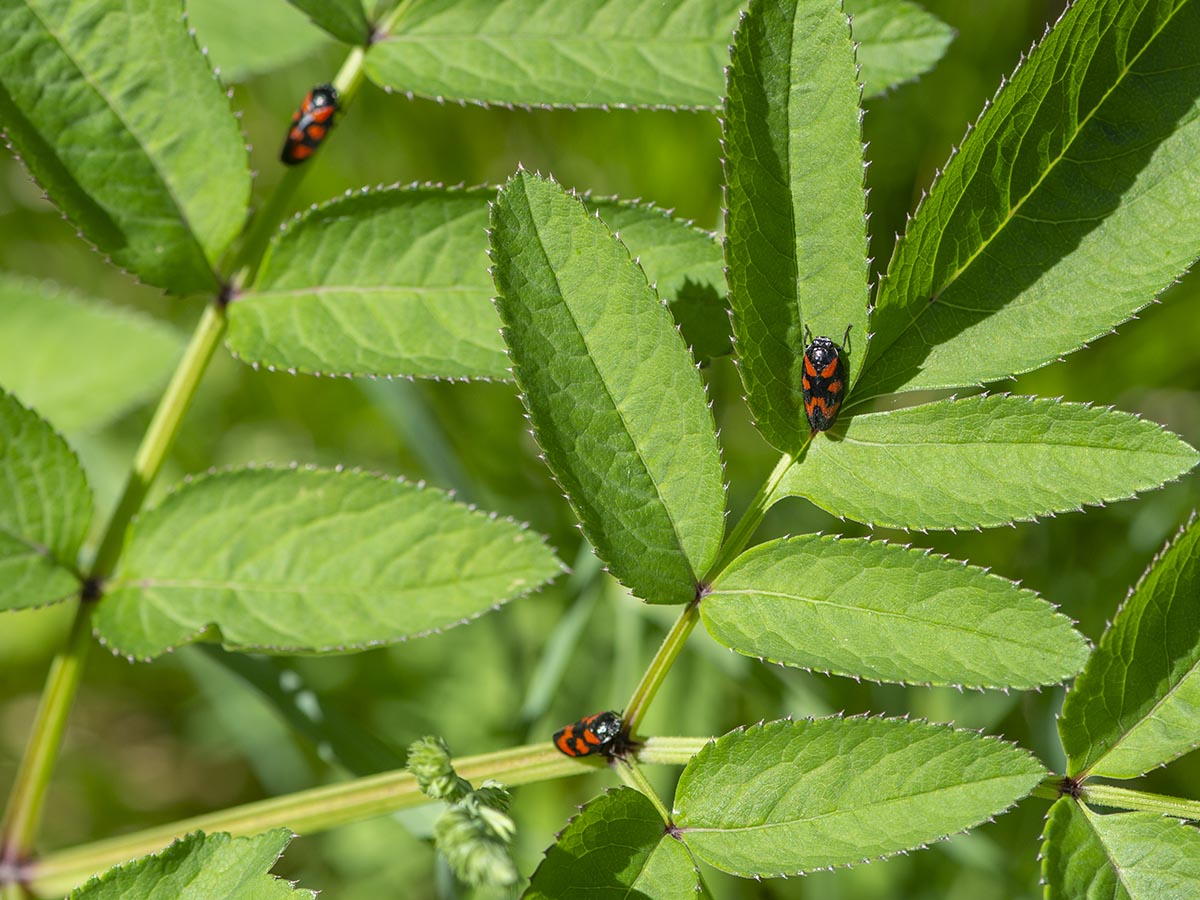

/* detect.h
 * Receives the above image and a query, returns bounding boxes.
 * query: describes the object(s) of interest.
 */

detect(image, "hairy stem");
[0,301,227,874]
[615,758,673,824]
[622,601,700,737]
[1080,783,1200,821]
[29,739,693,897]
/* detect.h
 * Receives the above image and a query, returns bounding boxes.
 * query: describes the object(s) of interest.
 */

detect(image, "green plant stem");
[1080,784,1200,821]
[702,450,799,581]
[226,46,368,288]
[0,301,228,877]
[29,744,592,898]
[89,302,227,579]
[614,759,673,824]
[621,601,700,738]
[0,605,92,872]
[634,737,710,766]
[620,451,803,739]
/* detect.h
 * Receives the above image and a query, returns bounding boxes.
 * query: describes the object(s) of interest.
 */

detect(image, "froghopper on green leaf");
[490,171,725,604]
[0,388,91,612]
[1060,514,1200,779]
[857,0,1200,401]
[0,0,250,294]
[94,467,564,658]
[723,0,870,453]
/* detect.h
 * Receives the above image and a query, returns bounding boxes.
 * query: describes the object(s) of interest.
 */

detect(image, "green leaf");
[0,388,90,612]
[490,171,725,605]
[847,0,955,96]
[674,717,1045,877]
[1060,515,1200,778]
[0,0,250,294]
[69,830,313,900]
[590,200,729,361]
[858,0,1200,400]
[232,186,503,380]
[94,467,564,659]
[526,788,708,899]
[723,0,870,453]
[1042,801,1200,900]
[776,394,1200,530]
[230,187,726,379]
[703,534,1088,689]
[186,0,329,82]
[364,0,742,109]
[0,275,181,433]
[1041,799,1125,900]
[285,0,369,44]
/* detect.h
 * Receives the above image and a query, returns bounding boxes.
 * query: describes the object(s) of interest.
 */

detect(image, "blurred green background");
[2,0,1199,897]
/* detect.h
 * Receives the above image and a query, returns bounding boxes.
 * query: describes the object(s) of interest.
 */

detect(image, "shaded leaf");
[1042,800,1200,900]
[285,0,370,44]
[1060,514,1200,778]
[723,0,870,452]
[186,0,329,82]
[0,0,250,293]
[0,275,181,432]
[675,717,1045,877]
[230,187,725,379]
[69,830,312,900]
[490,172,726,604]
[0,388,90,612]
[848,0,955,96]
[776,395,1199,530]
[364,0,742,109]
[858,0,1200,399]
[95,467,564,658]
[703,534,1088,689]
[526,788,707,899]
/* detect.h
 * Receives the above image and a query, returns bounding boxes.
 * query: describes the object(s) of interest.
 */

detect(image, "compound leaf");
[0,388,90,612]
[1060,514,1200,778]
[95,467,564,659]
[776,395,1199,530]
[724,0,870,453]
[0,0,250,293]
[69,830,312,900]
[364,0,742,109]
[675,717,1045,877]
[858,0,1200,399]
[703,534,1088,689]
[491,171,725,604]
[0,275,181,433]
[230,187,725,379]
[526,788,708,899]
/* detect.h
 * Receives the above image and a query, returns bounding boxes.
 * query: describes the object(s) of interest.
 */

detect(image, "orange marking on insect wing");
[290,144,314,160]
[804,356,818,377]
[573,735,591,755]
[583,729,602,746]
[310,106,335,123]
[819,357,839,378]
[826,380,843,395]
[289,126,305,142]
[306,124,327,140]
